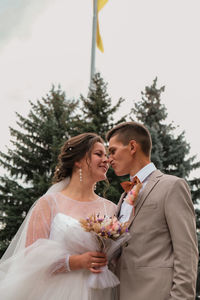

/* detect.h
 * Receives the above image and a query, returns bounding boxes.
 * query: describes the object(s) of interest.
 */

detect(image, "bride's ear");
[74,159,85,169]
[74,161,81,169]
[74,156,86,171]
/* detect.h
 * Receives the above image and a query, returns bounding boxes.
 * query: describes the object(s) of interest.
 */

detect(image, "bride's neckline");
[54,212,80,223]
[57,192,101,203]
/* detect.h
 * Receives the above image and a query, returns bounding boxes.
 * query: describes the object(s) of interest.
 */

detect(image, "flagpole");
[90,0,98,87]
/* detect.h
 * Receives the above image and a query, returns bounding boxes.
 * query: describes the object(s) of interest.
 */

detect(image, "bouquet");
[80,214,129,249]
[79,214,130,289]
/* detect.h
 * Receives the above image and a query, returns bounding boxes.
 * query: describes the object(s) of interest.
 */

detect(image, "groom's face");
[108,135,133,176]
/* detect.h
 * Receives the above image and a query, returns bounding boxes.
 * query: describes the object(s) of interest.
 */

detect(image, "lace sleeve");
[25,195,52,247]
[25,194,71,274]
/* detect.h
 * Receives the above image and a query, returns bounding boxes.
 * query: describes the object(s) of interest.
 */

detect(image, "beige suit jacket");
[116,170,198,300]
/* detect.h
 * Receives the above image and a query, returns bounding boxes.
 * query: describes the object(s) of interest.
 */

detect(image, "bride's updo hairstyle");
[53,133,104,183]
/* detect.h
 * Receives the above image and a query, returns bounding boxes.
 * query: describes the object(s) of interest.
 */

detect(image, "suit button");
[124,242,128,247]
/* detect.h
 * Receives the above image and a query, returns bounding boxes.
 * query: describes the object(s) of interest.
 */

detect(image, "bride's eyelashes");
[95,152,101,157]
[94,152,108,159]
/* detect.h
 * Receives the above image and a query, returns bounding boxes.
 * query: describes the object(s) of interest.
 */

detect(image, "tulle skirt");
[0,239,117,300]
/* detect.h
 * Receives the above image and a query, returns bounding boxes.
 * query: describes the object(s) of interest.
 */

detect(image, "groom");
[106,121,198,300]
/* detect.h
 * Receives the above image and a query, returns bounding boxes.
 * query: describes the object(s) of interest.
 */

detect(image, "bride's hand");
[69,252,107,273]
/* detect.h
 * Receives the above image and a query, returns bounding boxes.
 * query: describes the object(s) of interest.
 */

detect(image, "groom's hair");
[106,121,152,157]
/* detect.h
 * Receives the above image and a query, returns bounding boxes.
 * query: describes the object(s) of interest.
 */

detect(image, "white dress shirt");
[119,162,156,223]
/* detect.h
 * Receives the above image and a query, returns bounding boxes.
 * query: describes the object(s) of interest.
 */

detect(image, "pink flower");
[111,222,120,231]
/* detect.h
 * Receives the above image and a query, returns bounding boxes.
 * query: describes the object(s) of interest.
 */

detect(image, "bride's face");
[82,142,109,182]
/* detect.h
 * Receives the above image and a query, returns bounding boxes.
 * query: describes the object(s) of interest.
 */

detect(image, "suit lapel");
[128,170,163,227]
[116,192,126,217]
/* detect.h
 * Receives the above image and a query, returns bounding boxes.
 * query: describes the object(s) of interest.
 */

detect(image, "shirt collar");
[130,162,156,183]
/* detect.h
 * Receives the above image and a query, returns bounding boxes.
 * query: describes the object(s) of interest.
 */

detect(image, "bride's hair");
[53,133,104,183]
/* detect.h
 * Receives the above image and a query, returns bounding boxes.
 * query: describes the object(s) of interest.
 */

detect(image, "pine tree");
[130,78,200,203]
[79,73,127,202]
[131,78,199,178]
[0,86,78,256]
[130,78,200,297]
[79,73,126,139]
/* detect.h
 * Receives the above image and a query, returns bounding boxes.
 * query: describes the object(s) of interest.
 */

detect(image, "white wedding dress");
[0,191,118,300]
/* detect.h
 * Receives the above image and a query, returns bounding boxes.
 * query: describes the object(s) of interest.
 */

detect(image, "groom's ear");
[129,140,137,155]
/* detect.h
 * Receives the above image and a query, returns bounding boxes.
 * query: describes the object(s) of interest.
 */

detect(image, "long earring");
[79,168,82,182]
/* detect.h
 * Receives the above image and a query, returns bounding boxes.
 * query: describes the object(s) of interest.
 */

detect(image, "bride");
[0,133,118,300]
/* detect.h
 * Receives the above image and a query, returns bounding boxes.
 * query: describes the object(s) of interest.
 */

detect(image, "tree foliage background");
[0,86,79,253]
[0,74,199,297]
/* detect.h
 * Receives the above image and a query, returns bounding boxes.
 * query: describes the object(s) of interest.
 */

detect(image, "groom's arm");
[165,178,198,300]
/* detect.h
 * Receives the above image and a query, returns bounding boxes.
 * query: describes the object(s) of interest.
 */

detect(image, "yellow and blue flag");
[97,0,108,52]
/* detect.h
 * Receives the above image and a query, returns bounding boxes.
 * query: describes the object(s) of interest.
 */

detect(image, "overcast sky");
[0,0,200,178]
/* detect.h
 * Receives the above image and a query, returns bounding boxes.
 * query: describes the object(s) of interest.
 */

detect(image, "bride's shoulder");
[33,192,58,210]
[40,191,61,201]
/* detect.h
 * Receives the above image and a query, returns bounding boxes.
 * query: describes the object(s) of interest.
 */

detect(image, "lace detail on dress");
[51,192,116,222]
[26,192,117,247]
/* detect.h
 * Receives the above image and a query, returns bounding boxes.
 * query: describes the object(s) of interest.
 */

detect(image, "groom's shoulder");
[154,169,188,186]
